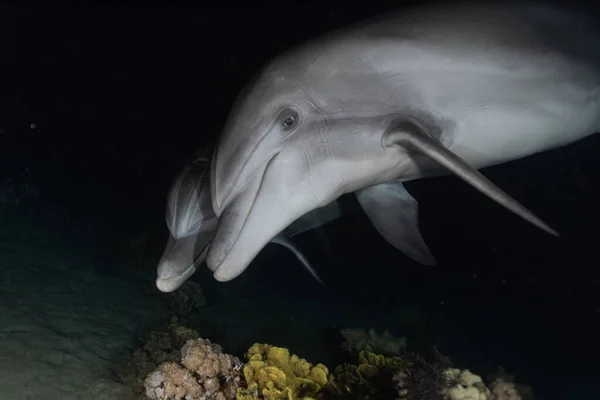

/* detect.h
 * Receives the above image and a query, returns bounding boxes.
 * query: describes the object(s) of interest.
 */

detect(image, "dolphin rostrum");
[156,144,217,293]
[206,1,600,282]
[156,144,344,292]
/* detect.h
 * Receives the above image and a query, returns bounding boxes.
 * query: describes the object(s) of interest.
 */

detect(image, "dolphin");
[155,144,217,292]
[156,144,346,292]
[206,1,600,282]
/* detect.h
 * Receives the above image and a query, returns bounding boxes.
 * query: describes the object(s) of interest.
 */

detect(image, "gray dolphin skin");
[206,1,600,282]
[156,144,216,292]
[156,144,343,292]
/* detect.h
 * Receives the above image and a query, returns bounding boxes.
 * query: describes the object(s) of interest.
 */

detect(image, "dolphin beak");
[156,227,214,292]
[210,138,246,214]
[210,124,283,216]
[207,153,321,281]
[205,165,266,279]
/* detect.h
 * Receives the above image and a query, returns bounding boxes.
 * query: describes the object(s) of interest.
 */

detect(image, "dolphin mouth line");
[189,243,210,270]
[157,262,195,283]
[156,262,196,292]
[214,127,282,210]
[156,243,211,292]
[212,153,279,274]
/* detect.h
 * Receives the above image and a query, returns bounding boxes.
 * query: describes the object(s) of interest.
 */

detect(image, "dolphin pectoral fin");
[383,121,560,237]
[356,182,437,266]
[270,233,327,287]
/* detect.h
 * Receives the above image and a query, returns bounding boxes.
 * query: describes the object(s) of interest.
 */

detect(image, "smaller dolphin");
[156,144,343,292]
[156,144,217,293]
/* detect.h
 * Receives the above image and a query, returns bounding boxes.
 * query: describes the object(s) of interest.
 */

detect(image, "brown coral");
[144,337,244,400]
[131,324,203,396]
[392,348,455,400]
[392,354,535,400]
[145,362,204,399]
[489,379,522,400]
[441,368,491,399]
[487,367,533,400]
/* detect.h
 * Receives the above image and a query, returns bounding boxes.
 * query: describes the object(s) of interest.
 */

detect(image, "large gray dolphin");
[206,1,600,282]
[156,144,346,292]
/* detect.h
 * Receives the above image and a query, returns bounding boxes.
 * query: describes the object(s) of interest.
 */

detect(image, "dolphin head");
[156,145,217,292]
[207,52,408,281]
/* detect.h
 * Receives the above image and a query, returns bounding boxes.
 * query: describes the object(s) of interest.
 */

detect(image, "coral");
[144,337,244,400]
[487,367,533,400]
[441,368,490,400]
[131,324,203,396]
[392,353,534,400]
[392,348,459,400]
[145,362,204,399]
[236,343,329,400]
[441,366,534,400]
[489,379,522,400]
[323,350,411,399]
[357,351,410,375]
[340,328,407,357]
[130,326,533,400]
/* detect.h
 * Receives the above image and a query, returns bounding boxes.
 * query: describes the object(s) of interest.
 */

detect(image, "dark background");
[1,0,599,389]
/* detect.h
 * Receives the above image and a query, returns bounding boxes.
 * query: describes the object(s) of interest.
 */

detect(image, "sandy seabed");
[0,210,164,399]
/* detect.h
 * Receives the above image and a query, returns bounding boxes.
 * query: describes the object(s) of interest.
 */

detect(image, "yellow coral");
[236,343,329,400]
[356,350,411,377]
[322,350,413,398]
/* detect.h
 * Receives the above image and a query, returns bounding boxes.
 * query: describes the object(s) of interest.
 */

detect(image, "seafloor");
[0,201,597,400]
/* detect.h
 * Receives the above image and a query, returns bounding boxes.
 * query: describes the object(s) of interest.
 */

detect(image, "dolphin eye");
[280,108,300,131]
[283,116,295,128]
